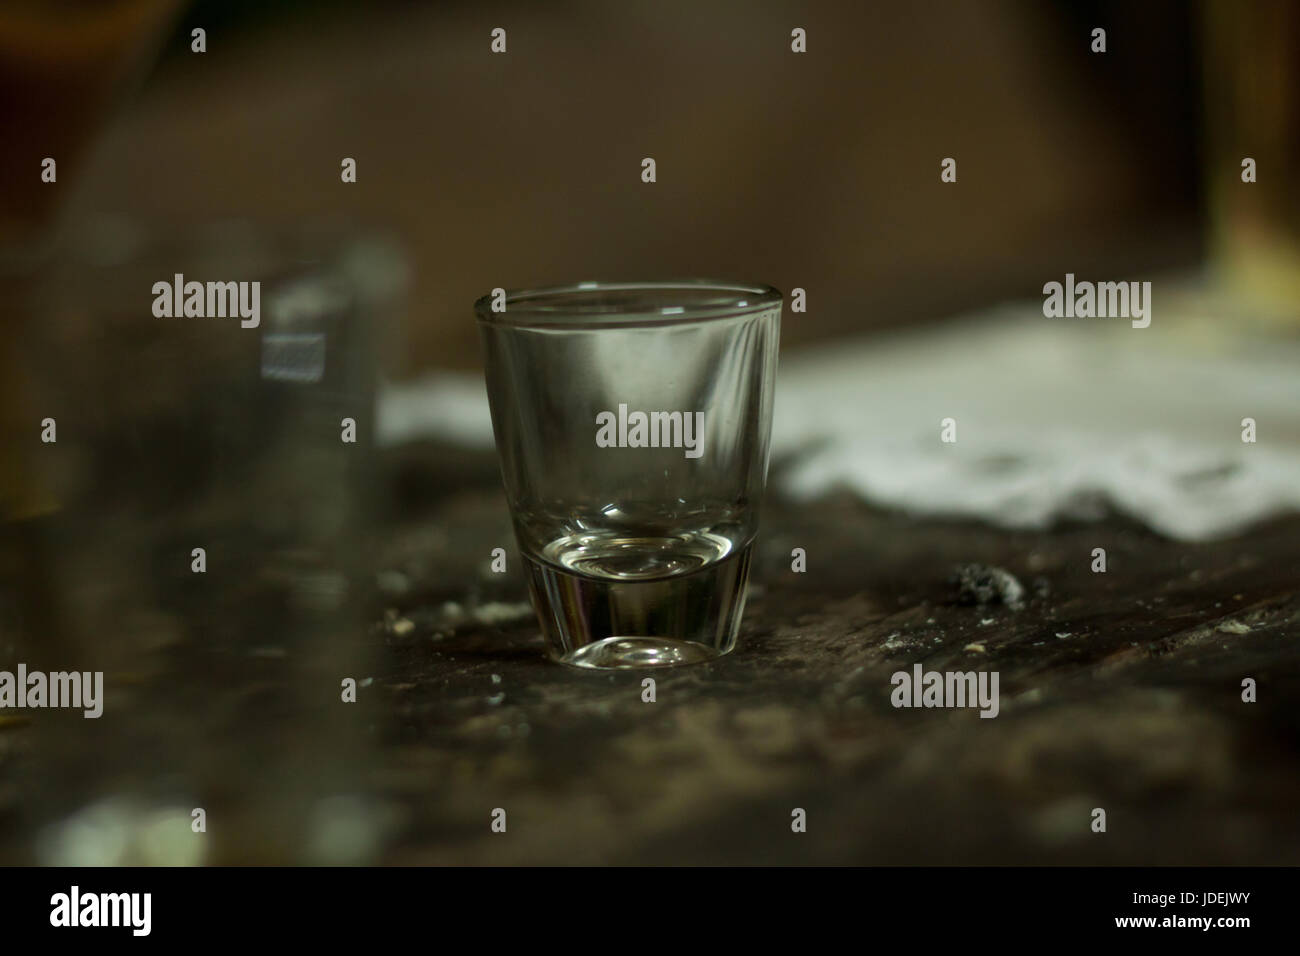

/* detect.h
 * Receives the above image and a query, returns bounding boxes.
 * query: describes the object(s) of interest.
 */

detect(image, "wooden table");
[365,441,1300,865]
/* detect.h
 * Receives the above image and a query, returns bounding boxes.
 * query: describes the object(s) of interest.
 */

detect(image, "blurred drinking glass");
[1204,0,1300,329]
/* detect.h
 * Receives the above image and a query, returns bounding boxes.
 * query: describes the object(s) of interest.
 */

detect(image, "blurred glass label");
[262,332,326,383]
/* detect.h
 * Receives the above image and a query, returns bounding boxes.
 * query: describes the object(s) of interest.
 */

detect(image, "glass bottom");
[523,535,752,670]
[561,636,724,669]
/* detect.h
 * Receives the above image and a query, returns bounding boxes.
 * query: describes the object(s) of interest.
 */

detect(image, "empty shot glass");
[477,280,781,669]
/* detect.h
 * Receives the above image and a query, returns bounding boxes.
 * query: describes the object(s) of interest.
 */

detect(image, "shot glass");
[476,280,781,669]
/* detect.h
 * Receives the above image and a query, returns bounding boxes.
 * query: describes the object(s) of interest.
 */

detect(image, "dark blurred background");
[7,0,1258,372]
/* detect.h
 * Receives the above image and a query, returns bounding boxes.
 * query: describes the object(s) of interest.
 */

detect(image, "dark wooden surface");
[365,442,1300,865]
[2,439,1298,865]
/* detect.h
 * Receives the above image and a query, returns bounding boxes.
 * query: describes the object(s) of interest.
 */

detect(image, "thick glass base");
[559,636,724,669]
[523,537,752,670]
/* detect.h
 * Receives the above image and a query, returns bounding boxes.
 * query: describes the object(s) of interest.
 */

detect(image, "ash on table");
[950,563,1026,610]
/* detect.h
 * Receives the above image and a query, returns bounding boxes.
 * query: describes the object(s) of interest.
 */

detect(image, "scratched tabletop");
[2,438,1298,865]
[364,442,1300,865]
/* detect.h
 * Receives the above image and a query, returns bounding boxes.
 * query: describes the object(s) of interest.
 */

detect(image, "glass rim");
[474,279,783,329]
